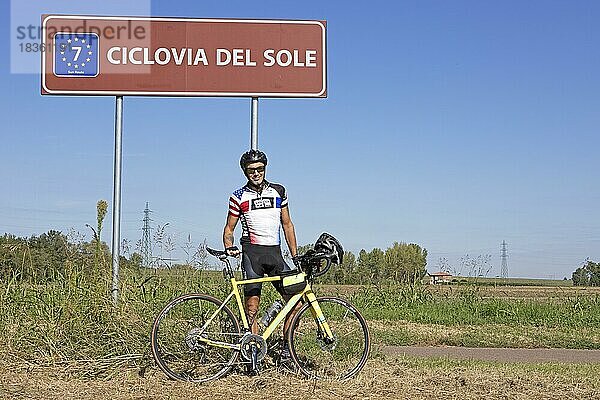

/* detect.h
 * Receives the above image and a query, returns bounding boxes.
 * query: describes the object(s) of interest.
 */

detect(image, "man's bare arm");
[281,206,297,257]
[223,214,240,255]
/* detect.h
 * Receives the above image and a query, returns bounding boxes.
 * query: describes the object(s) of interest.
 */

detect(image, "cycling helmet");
[240,150,268,170]
[314,233,344,264]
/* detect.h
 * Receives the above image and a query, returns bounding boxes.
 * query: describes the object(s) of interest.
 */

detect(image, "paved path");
[383,346,600,364]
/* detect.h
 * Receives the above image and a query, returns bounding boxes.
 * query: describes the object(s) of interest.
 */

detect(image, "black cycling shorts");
[241,243,292,297]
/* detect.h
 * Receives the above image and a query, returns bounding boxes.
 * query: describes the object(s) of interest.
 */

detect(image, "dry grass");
[429,285,600,300]
[369,320,600,349]
[2,357,599,400]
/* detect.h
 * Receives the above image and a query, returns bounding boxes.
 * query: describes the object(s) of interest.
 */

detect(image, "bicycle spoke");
[288,297,370,380]
[151,294,241,383]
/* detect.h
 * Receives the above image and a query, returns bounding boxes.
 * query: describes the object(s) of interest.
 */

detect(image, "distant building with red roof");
[428,271,453,285]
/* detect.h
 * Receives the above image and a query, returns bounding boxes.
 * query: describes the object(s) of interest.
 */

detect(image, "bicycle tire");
[151,293,241,382]
[287,296,370,380]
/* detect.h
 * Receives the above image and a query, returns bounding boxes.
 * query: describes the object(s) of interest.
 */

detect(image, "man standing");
[223,149,298,335]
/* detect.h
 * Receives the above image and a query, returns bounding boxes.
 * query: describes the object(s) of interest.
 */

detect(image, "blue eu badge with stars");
[54,33,99,77]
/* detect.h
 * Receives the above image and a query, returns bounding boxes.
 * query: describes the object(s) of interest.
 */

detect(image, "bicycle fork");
[304,292,336,345]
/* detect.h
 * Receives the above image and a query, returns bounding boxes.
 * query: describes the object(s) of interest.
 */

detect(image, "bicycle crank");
[240,333,268,362]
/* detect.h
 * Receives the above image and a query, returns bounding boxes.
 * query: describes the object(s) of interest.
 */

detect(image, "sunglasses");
[245,166,265,174]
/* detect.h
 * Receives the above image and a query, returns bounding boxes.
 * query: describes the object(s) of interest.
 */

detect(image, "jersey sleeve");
[280,186,288,208]
[229,195,241,217]
[269,183,288,208]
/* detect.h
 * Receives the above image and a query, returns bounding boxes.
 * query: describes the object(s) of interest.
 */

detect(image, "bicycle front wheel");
[287,296,370,380]
[151,293,241,383]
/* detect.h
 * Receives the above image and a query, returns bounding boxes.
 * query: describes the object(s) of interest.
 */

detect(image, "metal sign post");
[111,96,124,305]
[251,97,258,150]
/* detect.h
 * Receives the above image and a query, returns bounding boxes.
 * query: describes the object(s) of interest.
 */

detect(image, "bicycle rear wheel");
[287,296,370,380]
[151,293,241,382]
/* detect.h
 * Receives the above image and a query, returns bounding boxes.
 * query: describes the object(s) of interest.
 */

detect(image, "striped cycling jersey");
[228,181,288,245]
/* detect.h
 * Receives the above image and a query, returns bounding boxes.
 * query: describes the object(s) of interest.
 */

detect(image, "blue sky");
[1,1,599,279]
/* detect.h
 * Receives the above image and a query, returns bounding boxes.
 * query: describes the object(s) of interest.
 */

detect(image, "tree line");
[5,227,598,287]
[297,241,428,285]
[0,230,428,285]
[0,230,143,283]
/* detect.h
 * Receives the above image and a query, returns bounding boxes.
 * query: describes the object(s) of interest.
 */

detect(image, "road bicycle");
[150,235,370,382]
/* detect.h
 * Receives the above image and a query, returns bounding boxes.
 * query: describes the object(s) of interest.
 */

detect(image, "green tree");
[572,266,589,286]
[320,250,356,284]
[0,233,29,279]
[0,231,72,282]
[589,261,600,286]
[572,259,600,286]
[357,248,385,284]
[383,242,428,283]
[30,230,68,280]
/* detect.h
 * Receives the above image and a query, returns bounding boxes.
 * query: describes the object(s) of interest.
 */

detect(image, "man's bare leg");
[283,295,303,341]
[245,295,260,334]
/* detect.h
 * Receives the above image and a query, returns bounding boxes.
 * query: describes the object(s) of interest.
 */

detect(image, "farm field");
[426,282,600,300]
[322,281,600,300]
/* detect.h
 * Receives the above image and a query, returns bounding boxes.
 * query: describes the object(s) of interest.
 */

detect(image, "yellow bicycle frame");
[197,272,334,350]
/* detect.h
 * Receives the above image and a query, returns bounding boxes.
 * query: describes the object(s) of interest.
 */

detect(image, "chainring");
[240,333,268,362]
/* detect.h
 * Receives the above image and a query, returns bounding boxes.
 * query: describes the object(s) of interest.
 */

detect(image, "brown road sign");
[41,15,327,97]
